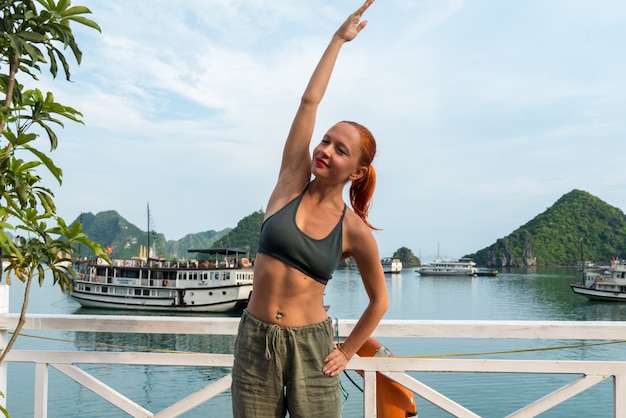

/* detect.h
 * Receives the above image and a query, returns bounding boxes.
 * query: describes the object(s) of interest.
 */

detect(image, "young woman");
[231,1,388,416]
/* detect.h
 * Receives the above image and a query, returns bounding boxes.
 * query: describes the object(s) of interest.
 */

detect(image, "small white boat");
[475,267,498,277]
[381,257,403,274]
[71,248,253,312]
[570,258,626,302]
[416,258,477,276]
[576,260,595,271]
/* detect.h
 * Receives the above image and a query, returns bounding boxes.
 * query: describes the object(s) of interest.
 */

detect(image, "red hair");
[343,121,379,230]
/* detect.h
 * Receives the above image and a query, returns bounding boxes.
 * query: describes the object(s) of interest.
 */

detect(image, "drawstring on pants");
[265,324,296,360]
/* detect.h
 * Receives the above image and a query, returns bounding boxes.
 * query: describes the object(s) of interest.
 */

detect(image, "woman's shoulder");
[342,209,379,263]
[343,208,375,239]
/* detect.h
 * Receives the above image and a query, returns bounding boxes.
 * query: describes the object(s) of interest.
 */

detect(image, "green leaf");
[17,31,46,43]
[66,15,101,33]
[22,42,45,64]
[56,0,71,12]
[63,6,91,17]
[10,132,37,146]
[34,0,56,11]
[23,145,63,184]
[6,34,23,55]
[48,22,71,47]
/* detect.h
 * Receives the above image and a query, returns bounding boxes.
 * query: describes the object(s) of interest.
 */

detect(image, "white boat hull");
[381,257,403,274]
[71,283,252,312]
[570,284,626,302]
[417,258,477,276]
[416,270,475,276]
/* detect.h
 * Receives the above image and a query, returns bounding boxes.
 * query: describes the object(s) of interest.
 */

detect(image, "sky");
[27,0,626,262]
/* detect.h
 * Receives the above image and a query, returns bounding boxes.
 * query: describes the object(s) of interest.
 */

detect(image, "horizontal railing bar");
[350,357,626,374]
[8,350,626,376]
[4,314,626,340]
[7,350,233,367]
[0,314,241,335]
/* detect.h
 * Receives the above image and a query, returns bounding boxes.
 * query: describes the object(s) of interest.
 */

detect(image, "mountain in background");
[73,190,626,267]
[467,189,626,267]
[73,210,231,259]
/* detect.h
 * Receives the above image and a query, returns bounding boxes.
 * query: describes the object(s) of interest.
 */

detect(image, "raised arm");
[270,0,374,202]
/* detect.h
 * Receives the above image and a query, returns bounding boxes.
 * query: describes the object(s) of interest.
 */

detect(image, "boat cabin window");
[121,269,140,279]
[189,272,198,281]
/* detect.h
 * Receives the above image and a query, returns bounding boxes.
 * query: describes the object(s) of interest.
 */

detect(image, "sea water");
[6,267,626,417]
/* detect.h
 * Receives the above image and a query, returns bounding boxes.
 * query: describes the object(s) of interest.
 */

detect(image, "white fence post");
[615,375,626,418]
[0,285,9,410]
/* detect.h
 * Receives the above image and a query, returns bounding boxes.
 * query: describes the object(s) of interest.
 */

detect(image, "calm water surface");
[7,267,626,417]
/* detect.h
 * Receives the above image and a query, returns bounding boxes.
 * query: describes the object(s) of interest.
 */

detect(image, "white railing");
[2,287,626,417]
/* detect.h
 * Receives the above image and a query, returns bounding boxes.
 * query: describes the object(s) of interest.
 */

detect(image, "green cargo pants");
[231,310,340,418]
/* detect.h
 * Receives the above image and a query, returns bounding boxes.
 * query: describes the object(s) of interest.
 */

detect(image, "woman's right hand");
[334,0,374,42]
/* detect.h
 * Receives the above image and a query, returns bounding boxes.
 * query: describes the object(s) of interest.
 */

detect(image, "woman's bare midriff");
[246,253,330,327]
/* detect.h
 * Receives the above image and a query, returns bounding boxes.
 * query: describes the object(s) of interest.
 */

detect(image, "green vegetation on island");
[392,246,420,267]
[466,189,626,267]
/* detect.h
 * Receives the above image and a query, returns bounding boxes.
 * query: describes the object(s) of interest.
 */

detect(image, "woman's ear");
[349,166,368,181]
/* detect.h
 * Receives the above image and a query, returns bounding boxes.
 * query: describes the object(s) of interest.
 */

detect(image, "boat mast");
[580,237,583,272]
[579,237,586,277]
[147,202,151,260]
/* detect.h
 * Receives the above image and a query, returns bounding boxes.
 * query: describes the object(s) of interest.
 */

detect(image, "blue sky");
[34,0,626,261]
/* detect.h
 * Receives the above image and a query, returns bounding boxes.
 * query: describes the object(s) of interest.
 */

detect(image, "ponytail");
[344,121,379,230]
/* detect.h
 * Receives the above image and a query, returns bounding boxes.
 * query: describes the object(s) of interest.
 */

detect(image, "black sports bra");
[256,190,346,285]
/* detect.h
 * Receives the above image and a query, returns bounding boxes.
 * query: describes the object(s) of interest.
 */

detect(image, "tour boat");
[416,257,477,276]
[381,257,403,274]
[71,248,253,312]
[570,258,626,302]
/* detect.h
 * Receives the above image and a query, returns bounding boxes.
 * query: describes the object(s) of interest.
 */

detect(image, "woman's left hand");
[323,344,351,376]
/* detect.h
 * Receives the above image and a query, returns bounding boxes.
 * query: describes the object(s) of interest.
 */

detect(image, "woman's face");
[311,122,366,183]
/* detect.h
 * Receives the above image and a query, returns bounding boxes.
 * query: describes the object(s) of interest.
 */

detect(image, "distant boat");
[381,257,402,274]
[416,258,477,276]
[570,258,626,302]
[71,248,253,312]
[475,267,498,277]
[576,261,595,271]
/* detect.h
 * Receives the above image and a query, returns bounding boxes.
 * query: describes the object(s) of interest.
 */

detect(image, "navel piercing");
[275,310,283,320]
